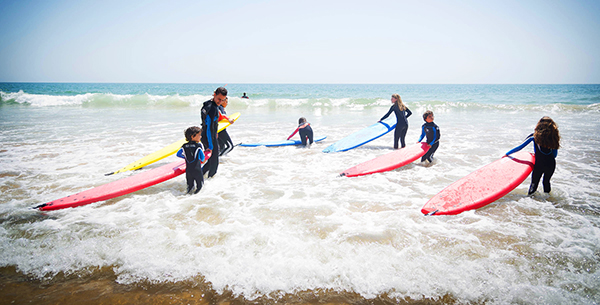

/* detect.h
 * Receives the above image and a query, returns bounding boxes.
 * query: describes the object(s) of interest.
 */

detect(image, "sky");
[0,0,599,84]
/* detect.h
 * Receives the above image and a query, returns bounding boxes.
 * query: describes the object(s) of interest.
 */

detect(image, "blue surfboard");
[322,116,396,153]
[240,136,327,147]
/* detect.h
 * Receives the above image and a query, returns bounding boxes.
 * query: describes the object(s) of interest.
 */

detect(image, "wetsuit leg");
[528,165,543,195]
[219,131,233,156]
[394,126,408,149]
[421,142,439,162]
[185,171,195,194]
[542,158,556,193]
[202,138,219,178]
[193,170,204,194]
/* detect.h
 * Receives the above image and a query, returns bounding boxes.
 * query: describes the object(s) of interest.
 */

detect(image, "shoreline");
[0,267,456,305]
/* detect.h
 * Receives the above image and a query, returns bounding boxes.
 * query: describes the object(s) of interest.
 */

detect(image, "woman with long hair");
[379,94,412,149]
[505,116,561,195]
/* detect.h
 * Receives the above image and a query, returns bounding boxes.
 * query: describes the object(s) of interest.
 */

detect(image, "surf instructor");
[201,86,227,178]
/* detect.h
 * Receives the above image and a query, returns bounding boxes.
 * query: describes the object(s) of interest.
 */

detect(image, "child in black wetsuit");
[287,117,313,146]
[218,97,234,156]
[418,110,440,163]
[177,126,206,194]
[505,116,560,195]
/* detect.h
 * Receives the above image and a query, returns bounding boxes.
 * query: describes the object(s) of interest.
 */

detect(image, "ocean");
[1,83,599,304]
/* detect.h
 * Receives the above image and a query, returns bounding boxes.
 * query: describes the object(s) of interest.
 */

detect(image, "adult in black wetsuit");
[177,126,206,194]
[505,116,560,195]
[418,110,440,163]
[201,87,227,178]
[379,94,412,149]
[287,117,313,146]
[218,97,234,156]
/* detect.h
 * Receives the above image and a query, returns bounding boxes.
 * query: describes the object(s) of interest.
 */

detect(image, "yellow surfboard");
[105,112,241,176]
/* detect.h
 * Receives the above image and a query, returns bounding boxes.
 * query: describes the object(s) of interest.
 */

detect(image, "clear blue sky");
[1,0,599,83]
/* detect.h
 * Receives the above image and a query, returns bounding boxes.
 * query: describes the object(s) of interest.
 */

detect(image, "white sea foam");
[1,101,600,304]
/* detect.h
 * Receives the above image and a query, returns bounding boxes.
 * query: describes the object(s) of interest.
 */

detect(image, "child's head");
[298,117,307,124]
[423,110,434,122]
[222,97,229,107]
[185,126,202,142]
[534,116,560,149]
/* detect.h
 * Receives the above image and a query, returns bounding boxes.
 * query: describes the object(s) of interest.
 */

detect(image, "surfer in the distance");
[287,117,314,147]
[418,110,440,163]
[505,116,560,195]
[177,126,206,194]
[379,94,412,149]
[241,92,249,99]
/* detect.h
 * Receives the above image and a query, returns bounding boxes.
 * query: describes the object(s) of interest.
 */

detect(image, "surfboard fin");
[33,203,47,210]
[425,210,438,216]
[105,172,115,176]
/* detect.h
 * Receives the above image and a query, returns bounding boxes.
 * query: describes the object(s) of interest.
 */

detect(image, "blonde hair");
[534,116,560,149]
[392,94,407,111]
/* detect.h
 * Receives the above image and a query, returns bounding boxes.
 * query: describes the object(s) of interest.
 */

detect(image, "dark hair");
[215,87,228,96]
[423,110,434,121]
[184,126,202,142]
[298,117,307,124]
[534,116,560,149]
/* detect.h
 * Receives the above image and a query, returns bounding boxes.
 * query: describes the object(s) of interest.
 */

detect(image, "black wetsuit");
[201,99,220,178]
[506,133,558,194]
[177,141,205,194]
[418,122,440,162]
[380,104,412,149]
[299,124,314,146]
[218,105,234,156]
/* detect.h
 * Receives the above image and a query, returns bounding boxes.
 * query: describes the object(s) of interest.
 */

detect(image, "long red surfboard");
[340,142,430,177]
[421,151,535,216]
[36,152,210,211]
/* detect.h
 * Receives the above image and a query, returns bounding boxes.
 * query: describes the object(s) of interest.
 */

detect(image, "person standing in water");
[505,116,560,195]
[177,126,206,194]
[201,86,227,178]
[379,94,412,149]
[287,117,313,147]
[418,110,440,163]
[218,97,235,156]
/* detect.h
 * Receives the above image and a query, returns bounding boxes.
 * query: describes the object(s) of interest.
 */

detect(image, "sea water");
[1,83,599,304]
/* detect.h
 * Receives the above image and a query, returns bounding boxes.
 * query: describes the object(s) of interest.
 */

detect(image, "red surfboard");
[340,142,430,177]
[421,151,535,216]
[36,152,211,211]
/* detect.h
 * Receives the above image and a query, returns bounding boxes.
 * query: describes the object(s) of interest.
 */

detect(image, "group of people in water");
[177,86,561,198]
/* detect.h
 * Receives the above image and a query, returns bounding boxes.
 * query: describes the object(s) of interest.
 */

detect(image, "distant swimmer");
[241,92,249,99]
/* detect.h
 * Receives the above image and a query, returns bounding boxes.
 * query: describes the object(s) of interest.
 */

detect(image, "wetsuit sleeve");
[196,148,205,162]
[506,136,534,156]
[287,127,300,140]
[380,106,394,121]
[219,112,229,121]
[206,114,213,150]
[418,125,426,142]
[176,148,185,159]
[406,108,412,118]
[552,149,558,158]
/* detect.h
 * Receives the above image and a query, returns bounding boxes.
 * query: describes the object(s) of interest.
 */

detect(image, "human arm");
[287,127,300,140]
[176,147,185,159]
[379,106,394,122]
[406,108,412,118]
[418,126,425,143]
[505,135,534,156]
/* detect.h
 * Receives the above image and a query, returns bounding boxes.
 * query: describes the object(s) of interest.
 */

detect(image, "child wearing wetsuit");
[218,97,234,156]
[418,110,440,163]
[505,116,560,195]
[287,117,313,146]
[177,126,206,194]
[379,94,412,149]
